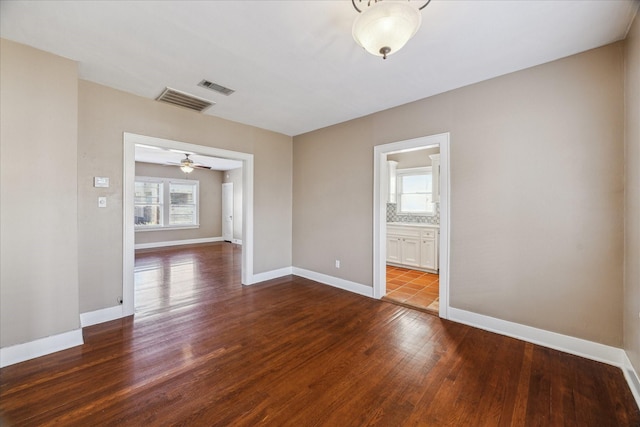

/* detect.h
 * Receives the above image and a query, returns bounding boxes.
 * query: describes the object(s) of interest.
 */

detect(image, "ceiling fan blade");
[162,161,210,170]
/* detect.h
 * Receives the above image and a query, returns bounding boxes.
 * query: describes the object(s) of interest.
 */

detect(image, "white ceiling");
[135,145,243,171]
[1,1,638,136]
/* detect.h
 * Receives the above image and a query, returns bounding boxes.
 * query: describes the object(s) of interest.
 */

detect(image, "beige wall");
[223,167,243,241]
[134,162,223,245]
[78,80,292,313]
[0,40,80,347]
[293,43,625,347]
[1,29,634,360]
[624,13,640,375]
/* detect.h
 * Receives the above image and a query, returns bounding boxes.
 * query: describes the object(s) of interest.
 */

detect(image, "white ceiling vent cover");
[198,79,235,96]
[156,87,214,112]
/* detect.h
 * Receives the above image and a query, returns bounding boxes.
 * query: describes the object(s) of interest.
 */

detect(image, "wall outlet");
[98,197,107,208]
[335,260,340,268]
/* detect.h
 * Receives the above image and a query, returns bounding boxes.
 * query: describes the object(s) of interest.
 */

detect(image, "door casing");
[222,182,233,242]
[123,132,255,316]
[373,133,450,319]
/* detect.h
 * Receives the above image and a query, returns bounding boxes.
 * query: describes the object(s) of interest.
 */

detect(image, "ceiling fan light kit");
[180,154,195,174]
[352,0,430,59]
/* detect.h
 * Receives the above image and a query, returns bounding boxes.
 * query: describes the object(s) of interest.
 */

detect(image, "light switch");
[98,197,107,208]
[94,177,110,188]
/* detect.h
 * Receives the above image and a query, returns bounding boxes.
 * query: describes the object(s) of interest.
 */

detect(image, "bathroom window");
[397,167,434,215]
[135,177,199,229]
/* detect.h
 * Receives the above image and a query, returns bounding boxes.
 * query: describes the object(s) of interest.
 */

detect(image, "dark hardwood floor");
[1,242,638,426]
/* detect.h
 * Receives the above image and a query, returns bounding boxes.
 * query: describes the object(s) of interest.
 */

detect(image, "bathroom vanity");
[386,223,439,272]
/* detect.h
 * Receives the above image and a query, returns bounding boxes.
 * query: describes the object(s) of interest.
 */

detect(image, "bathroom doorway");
[373,133,450,318]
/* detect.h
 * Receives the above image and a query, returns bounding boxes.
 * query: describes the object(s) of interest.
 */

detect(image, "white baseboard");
[448,307,622,366]
[248,266,293,284]
[448,307,640,408]
[0,329,84,368]
[622,352,640,408]
[135,236,223,250]
[292,267,374,298]
[80,305,125,327]
[232,239,242,245]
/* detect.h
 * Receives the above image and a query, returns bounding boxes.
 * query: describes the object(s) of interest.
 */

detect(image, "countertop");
[387,222,439,228]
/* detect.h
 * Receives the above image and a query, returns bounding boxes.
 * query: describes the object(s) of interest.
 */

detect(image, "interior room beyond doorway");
[384,266,439,314]
[124,132,255,317]
[383,144,441,314]
[135,242,241,315]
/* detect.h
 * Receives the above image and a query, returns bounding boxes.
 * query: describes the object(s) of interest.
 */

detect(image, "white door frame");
[222,182,233,242]
[373,133,450,319]
[123,132,254,317]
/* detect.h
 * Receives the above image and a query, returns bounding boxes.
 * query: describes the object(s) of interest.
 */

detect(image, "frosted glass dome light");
[352,1,422,59]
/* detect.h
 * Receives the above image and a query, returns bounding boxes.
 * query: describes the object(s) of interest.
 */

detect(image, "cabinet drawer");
[422,229,437,238]
[387,226,421,238]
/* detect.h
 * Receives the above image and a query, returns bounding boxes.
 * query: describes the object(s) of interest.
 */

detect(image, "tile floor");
[384,265,439,314]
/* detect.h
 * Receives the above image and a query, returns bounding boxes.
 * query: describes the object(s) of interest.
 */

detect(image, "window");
[135,180,163,226]
[397,167,434,215]
[135,177,199,230]
[169,183,197,226]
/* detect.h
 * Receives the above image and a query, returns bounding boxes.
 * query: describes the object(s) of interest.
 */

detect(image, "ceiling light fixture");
[180,154,194,174]
[351,0,431,59]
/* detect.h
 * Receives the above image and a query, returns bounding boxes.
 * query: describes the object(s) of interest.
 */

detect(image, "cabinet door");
[386,236,402,263]
[421,238,436,270]
[401,238,421,267]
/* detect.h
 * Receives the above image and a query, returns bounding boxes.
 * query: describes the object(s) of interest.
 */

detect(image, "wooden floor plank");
[0,243,638,426]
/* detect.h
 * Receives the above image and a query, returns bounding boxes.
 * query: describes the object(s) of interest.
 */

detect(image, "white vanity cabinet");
[420,228,438,270]
[387,224,439,272]
[386,230,420,267]
[386,234,402,264]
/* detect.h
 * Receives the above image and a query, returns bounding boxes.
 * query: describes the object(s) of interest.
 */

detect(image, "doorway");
[373,133,450,319]
[123,132,255,317]
[222,183,233,242]
[384,267,440,313]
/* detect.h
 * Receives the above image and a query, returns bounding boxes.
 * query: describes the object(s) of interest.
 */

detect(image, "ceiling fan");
[166,153,211,173]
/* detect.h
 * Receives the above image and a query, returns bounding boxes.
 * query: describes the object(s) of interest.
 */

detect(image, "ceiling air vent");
[198,79,235,96]
[156,87,214,112]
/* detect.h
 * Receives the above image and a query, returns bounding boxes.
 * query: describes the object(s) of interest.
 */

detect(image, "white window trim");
[396,166,435,216]
[135,176,200,230]
[135,225,200,233]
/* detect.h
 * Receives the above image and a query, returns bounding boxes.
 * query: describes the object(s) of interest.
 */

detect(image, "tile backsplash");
[386,203,440,225]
